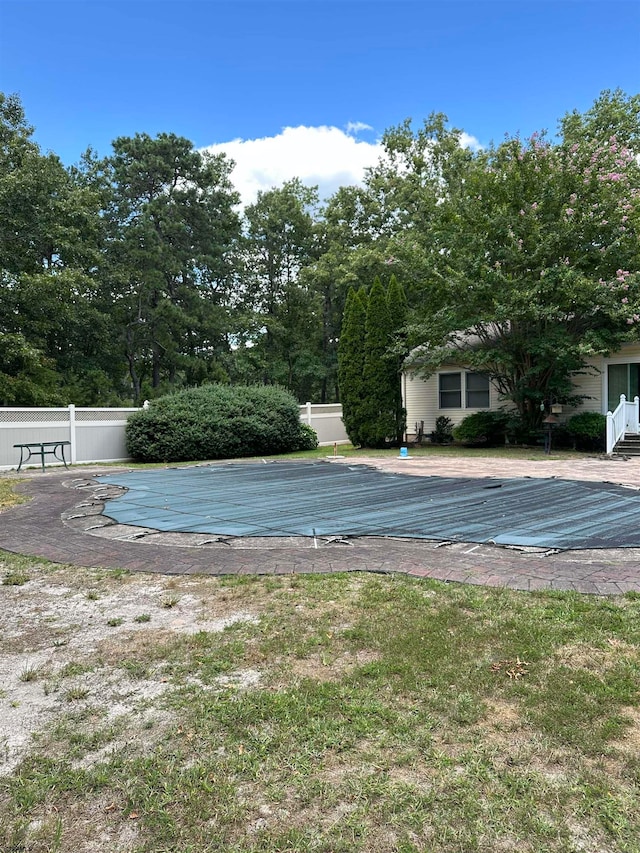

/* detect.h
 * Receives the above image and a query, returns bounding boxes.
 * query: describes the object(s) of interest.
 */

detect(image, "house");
[402,341,640,450]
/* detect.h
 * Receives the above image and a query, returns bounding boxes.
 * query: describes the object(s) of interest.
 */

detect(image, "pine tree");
[337,286,367,445]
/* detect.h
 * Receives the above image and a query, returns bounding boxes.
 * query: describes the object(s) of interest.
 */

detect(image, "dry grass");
[1,557,640,852]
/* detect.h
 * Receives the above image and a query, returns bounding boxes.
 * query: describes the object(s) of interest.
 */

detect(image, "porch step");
[613,434,640,457]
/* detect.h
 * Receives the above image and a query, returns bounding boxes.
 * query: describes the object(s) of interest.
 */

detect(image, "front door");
[608,363,640,412]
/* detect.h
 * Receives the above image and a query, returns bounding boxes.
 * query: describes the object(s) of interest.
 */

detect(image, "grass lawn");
[272,443,591,462]
[1,548,639,852]
[0,477,28,511]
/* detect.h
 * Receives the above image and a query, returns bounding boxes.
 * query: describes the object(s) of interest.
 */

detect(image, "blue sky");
[1,0,638,204]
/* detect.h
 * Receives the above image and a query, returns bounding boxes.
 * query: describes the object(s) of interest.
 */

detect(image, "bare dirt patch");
[0,565,261,777]
[609,706,640,758]
[554,639,638,674]
[286,648,382,683]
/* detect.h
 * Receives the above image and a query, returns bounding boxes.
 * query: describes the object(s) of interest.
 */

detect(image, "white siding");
[404,366,506,439]
[404,341,640,435]
[570,356,605,416]
[572,342,640,416]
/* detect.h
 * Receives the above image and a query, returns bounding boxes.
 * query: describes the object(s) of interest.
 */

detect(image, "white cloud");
[346,121,374,135]
[202,125,382,208]
[202,124,483,209]
[459,132,483,151]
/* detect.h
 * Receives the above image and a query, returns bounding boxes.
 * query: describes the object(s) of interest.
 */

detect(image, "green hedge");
[125,384,318,463]
[564,411,606,452]
[452,411,510,446]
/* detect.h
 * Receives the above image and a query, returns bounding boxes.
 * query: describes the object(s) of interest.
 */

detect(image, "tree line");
[1,90,639,439]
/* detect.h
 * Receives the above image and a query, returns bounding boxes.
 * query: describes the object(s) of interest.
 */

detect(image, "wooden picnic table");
[14,440,71,472]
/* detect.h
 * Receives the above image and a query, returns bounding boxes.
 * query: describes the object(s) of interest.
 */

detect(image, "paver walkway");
[1,455,639,595]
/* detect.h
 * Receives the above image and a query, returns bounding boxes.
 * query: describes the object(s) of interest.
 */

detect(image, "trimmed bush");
[504,413,541,446]
[452,411,510,446]
[430,416,454,444]
[125,384,316,463]
[564,411,606,451]
[296,423,320,451]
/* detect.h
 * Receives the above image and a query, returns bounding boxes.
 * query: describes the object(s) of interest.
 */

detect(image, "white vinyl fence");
[299,402,348,446]
[0,406,138,470]
[0,403,348,470]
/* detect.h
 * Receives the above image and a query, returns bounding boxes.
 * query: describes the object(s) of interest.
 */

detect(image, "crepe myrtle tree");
[407,91,640,433]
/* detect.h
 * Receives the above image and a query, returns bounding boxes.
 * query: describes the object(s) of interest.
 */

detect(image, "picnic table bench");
[14,440,71,472]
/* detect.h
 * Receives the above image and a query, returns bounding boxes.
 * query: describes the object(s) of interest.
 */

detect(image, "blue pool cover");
[96,461,640,550]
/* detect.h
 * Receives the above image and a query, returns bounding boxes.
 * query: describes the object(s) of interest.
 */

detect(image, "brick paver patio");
[1,455,639,595]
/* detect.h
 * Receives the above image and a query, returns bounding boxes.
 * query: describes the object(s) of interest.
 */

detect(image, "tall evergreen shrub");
[359,278,396,447]
[338,277,408,447]
[337,286,367,445]
[387,274,408,445]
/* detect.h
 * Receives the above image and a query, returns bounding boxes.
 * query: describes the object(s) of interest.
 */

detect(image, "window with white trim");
[466,372,490,407]
[438,372,490,409]
[439,373,461,408]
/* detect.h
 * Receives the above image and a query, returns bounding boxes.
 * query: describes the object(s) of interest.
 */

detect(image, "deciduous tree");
[404,92,640,432]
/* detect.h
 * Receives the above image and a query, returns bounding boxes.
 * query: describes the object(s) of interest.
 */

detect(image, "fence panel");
[299,403,348,445]
[0,409,71,470]
[1,404,347,469]
[73,410,138,464]
[0,406,138,469]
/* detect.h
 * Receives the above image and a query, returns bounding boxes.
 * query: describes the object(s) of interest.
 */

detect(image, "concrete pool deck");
[1,454,639,596]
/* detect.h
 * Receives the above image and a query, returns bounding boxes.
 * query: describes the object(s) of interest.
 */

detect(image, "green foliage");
[0,332,61,405]
[339,278,408,448]
[296,422,319,451]
[337,287,368,445]
[452,410,510,445]
[565,411,607,451]
[380,94,640,433]
[236,179,324,401]
[0,93,120,404]
[360,278,398,447]
[1,89,638,414]
[104,131,241,403]
[386,274,408,444]
[501,412,547,446]
[125,384,312,462]
[431,415,454,444]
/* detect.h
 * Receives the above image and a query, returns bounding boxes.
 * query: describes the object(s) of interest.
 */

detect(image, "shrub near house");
[564,412,607,452]
[452,411,510,446]
[125,384,318,463]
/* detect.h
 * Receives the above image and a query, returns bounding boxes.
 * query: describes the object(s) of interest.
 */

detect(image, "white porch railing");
[606,394,640,454]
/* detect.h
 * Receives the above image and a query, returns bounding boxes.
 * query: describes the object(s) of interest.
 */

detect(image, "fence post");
[305,402,312,426]
[606,410,614,455]
[68,404,77,464]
